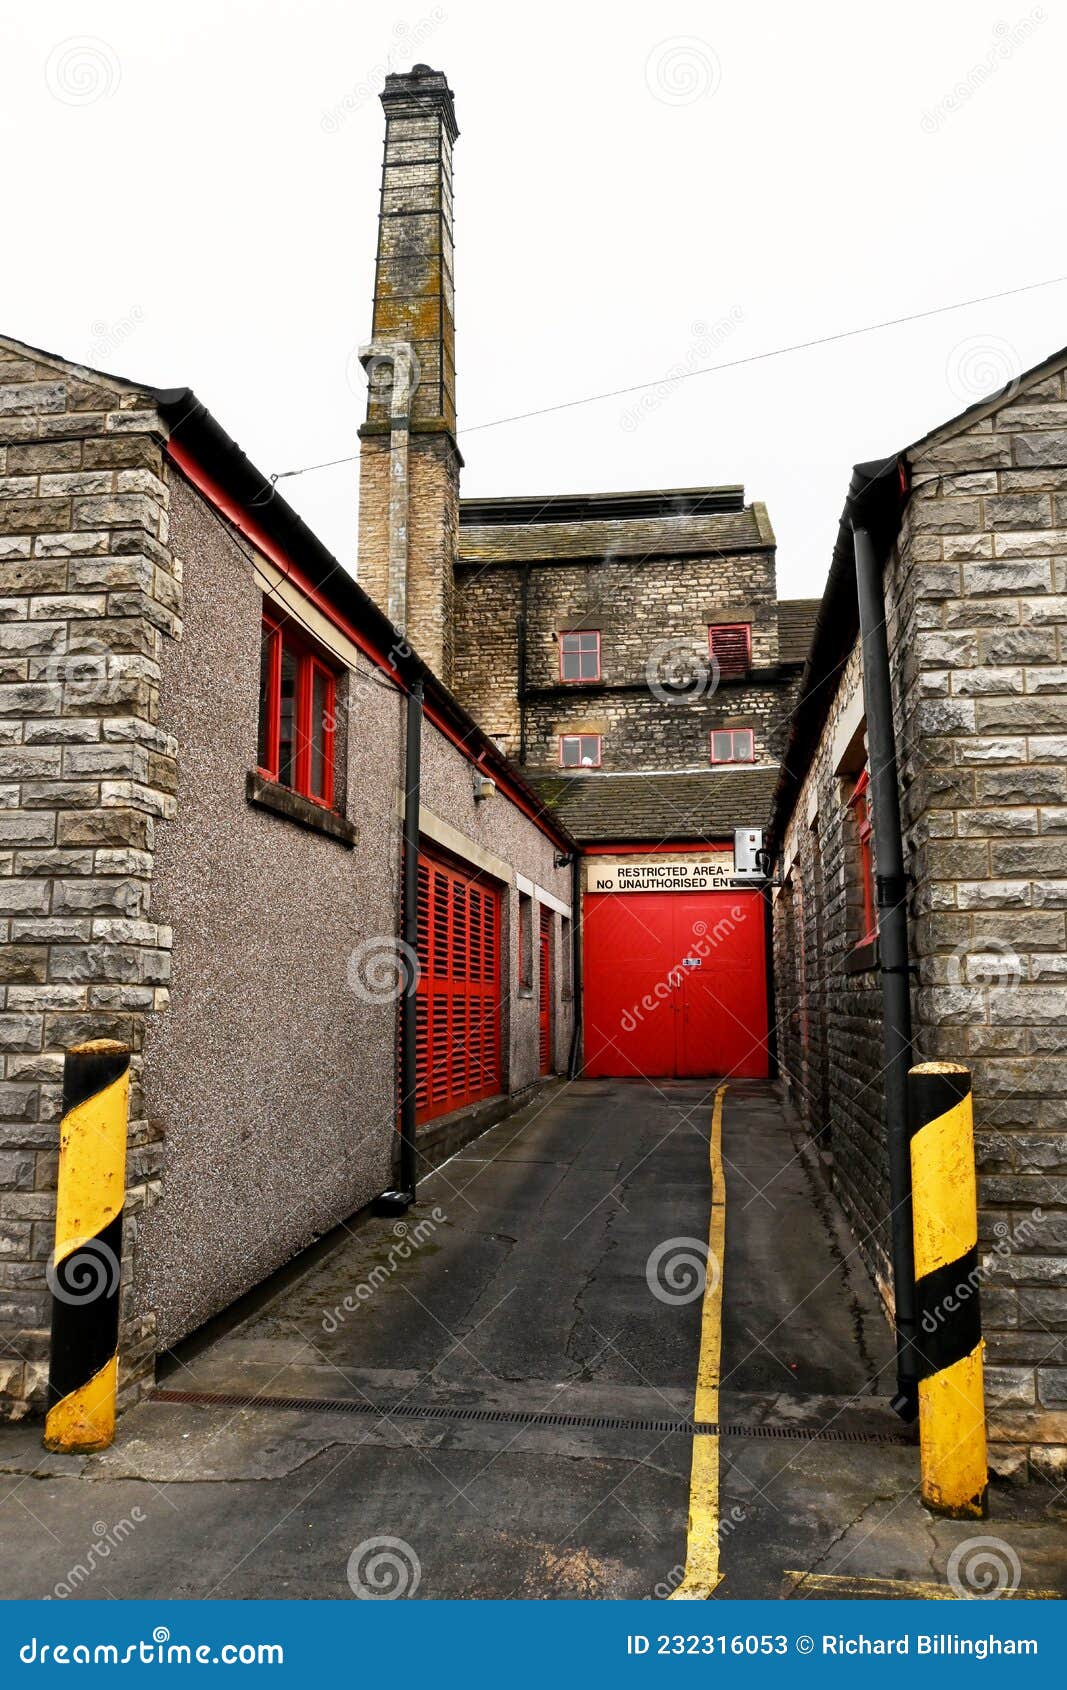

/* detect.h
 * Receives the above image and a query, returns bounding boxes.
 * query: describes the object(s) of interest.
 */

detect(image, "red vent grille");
[539,905,552,1075]
[709,623,751,679]
[414,853,502,1125]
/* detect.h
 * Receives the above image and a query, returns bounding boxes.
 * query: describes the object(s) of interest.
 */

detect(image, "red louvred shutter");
[709,624,751,679]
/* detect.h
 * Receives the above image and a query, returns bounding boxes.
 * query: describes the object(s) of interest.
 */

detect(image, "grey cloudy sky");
[3,0,1064,596]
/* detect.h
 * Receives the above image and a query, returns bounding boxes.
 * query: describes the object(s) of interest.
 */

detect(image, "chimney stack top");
[381,64,458,139]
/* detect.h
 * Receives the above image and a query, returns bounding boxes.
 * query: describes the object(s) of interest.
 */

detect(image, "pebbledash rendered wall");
[140,469,573,1350]
[0,340,573,1418]
[773,361,1067,1478]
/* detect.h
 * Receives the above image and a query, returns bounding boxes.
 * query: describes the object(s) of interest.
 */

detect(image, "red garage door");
[415,852,502,1124]
[583,889,768,1079]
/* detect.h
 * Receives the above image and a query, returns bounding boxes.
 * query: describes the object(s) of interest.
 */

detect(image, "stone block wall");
[773,362,1067,1474]
[357,429,459,683]
[0,344,179,1418]
[452,546,796,770]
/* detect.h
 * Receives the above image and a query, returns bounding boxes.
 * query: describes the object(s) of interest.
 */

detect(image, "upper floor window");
[709,729,754,764]
[560,733,601,769]
[708,623,751,679]
[258,612,337,808]
[847,769,877,946]
[559,630,600,682]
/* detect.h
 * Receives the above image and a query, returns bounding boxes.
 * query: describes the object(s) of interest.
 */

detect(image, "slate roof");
[777,598,821,666]
[457,486,771,566]
[527,768,780,844]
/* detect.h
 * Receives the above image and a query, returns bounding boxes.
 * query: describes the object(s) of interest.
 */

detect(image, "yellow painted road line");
[782,1570,1060,1601]
[669,1083,727,1600]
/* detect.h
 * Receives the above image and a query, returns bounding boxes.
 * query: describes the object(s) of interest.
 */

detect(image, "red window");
[709,729,754,764]
[560,733,601,768]
[560,630,600,682]
[258,613,337,807]
[414,852,501,1124]
[709,623,752,679]
[848,770,877,945]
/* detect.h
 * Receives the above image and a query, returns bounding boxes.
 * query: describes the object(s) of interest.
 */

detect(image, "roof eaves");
[151,387,575,852]
[765,456,904,853]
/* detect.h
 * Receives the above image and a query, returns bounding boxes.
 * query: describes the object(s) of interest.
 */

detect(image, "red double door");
[582,889,768,1080]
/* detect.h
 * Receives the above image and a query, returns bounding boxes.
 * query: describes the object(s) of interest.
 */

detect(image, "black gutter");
[151,386,576,858]
[765,453,917,1419]
[853,523,918,1421]
[766,457,904,856]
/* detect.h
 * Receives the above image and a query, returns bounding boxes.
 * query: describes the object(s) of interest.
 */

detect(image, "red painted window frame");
[848,769,877,945]
[258,611,338,809]
[708,728,755,765]
[559,629,601,683]
[559,733,602,769]
[708,622,752,678]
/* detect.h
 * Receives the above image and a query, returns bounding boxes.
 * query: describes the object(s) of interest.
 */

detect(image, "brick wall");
[0,342,179,1417]
[452,546,797,771]
[773,362,1067,1476]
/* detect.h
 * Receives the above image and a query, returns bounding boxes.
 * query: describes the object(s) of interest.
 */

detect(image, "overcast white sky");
[3,1,1064,596]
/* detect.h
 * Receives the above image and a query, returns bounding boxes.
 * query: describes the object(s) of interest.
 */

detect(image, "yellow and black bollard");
[908,1060,987,1519]
[43,1039,130,1453]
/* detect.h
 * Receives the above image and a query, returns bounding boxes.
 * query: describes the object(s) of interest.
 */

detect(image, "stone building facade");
[0,334,575,1420]
[450,491,817,844]
[452,489,815,781]
[768,352,1067,1477]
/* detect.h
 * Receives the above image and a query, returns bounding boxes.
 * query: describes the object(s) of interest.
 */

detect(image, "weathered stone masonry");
[772,355,1067,1477]
[0,340,179,1418]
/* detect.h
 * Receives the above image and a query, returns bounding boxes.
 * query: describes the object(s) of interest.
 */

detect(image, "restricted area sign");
[585,853,735,893]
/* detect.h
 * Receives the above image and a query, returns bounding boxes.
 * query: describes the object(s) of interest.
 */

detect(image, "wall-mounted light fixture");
[472,767,496,803]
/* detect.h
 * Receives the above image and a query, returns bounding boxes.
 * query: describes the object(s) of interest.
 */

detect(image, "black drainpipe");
[567,851,583,1079]
[379,677,423,1215]
[853,522,918,1421]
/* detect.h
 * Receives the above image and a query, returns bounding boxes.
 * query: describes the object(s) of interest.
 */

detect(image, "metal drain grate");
[149,1386,912,1447]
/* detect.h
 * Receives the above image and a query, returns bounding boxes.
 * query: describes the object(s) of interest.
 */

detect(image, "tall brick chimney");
[357,65,460,680]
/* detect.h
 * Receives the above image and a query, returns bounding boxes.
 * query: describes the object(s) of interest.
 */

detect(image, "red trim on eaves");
[164,438,570,852]
[582,840,734,854]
